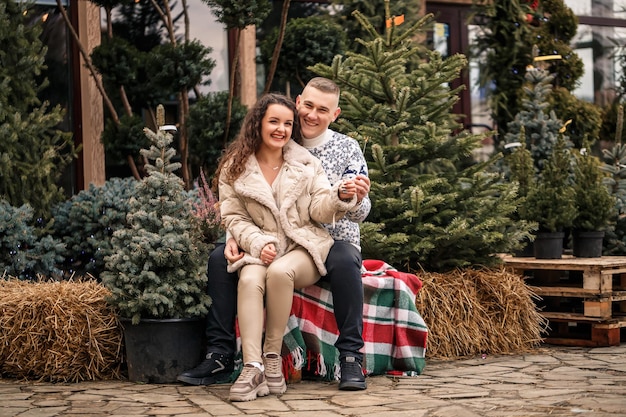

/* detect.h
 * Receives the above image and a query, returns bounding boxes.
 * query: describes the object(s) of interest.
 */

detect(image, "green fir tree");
[327,0,421,54]
[504,66,578,234]
[522,132,577,232]
[572,139,615,232]
[0,0,76,220]
[101,105,211,324]
[312,3,534,272]
[506,127,535,201]
[503,66,568,171]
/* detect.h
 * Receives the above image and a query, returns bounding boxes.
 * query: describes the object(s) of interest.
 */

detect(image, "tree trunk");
[263,0,291,95]
[223,28,242,146]
[179,89,191,189]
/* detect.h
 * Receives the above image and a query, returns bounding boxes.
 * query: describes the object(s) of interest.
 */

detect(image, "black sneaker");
[338,356,366,391]
[177,352,234,386]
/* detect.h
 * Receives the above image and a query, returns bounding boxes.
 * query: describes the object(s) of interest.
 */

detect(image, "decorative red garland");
[524,0,541,24]
[524,0,540,10]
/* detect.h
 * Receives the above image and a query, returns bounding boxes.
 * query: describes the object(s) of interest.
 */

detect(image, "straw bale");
[415,266,548,359]
[0,278,123,382]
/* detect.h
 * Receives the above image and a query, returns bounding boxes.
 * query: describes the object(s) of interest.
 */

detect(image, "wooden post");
[238,25,257,108]
[75,0,105,188]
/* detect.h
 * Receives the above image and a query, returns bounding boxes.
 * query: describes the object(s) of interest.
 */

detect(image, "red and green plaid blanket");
[281,259,428,380]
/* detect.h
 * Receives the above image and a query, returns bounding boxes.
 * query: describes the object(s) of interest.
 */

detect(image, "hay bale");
[415,266,548,359]
[0,278,123,382]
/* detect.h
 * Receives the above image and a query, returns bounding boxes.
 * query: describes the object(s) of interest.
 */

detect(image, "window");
[565,0,626,105]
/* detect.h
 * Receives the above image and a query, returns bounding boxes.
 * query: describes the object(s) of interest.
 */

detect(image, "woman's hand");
[225,238,244,263]
[338,179,357,200]
[261,243,277,265]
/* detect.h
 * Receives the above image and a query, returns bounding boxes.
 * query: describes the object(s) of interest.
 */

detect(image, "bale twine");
[415,266,548,359]
[0,278,123,382]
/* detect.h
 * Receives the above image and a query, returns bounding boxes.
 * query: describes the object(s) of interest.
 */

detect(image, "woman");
[216,93,357,402]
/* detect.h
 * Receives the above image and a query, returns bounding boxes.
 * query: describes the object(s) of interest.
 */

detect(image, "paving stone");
[12,407,69,417]
[388,397,449,410]
[429,404,483,416]
[517,388,585,399]
[232,396,291,412]
[283,399,339,411]
[335,405,396,415]
[1,401,35,409]
[30,400,68,407]
[331,395,396,407]
[358,411,428,417]
[1,393,33,400]
[145,406,202,415]
[272,412,342,417]
[64,393,108,401]
[0,408,29,417]
[197,402,241,415]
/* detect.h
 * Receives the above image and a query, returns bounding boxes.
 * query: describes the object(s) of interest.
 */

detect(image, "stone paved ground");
[1,344,625,417]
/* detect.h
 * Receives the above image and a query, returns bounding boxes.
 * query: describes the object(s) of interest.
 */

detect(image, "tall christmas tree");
[312,2,534,272]
[102,105,211,324]
[0,0,76,220]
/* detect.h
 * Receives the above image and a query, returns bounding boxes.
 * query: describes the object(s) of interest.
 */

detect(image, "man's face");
[296,87,341,140]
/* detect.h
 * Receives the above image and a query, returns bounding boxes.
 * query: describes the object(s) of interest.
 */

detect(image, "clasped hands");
[339,174,370,202]
[224,238,276,265]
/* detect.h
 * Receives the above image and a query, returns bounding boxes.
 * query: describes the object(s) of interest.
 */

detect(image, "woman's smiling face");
[260,103,294,151]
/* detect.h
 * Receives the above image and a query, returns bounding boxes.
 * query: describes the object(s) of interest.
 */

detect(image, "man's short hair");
[307,77,340,96]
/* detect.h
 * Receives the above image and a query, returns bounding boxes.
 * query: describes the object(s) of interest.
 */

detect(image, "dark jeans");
[204,241,365,362]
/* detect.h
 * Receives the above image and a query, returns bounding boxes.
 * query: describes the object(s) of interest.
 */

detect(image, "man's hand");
[224,238,244,263]
[354,174,370,203]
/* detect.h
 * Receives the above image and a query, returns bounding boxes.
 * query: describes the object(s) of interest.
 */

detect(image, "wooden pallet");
[502,255,626,347]
[541,315,626,347]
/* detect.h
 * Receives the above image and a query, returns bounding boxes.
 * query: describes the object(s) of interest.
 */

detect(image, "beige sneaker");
[229,364,270,402]
[263,353,287,395]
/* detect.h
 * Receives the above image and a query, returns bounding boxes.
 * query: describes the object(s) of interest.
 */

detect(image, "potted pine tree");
[101,105,211,383]
[506,130,538,257]
[571,140,616,257]
[521,133,577,258]
[504,66,579,259]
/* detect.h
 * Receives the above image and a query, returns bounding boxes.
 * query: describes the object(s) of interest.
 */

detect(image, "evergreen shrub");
[572,142,615,231]
[101,106,211,324]
[0,200,65,280]
[51,177,137,278]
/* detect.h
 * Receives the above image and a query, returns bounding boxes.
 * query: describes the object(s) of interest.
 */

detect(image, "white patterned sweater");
[301,129,371,251]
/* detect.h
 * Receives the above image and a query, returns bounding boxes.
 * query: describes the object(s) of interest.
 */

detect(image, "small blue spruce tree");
[102,105,211,324]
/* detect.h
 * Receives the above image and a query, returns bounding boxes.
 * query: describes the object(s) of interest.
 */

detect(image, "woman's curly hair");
[213,93,302,189]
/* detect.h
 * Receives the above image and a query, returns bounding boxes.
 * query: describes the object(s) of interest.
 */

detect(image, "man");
[178,77,371,390]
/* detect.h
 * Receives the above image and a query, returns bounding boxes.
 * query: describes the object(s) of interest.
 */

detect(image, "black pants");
[204,241,365,362]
